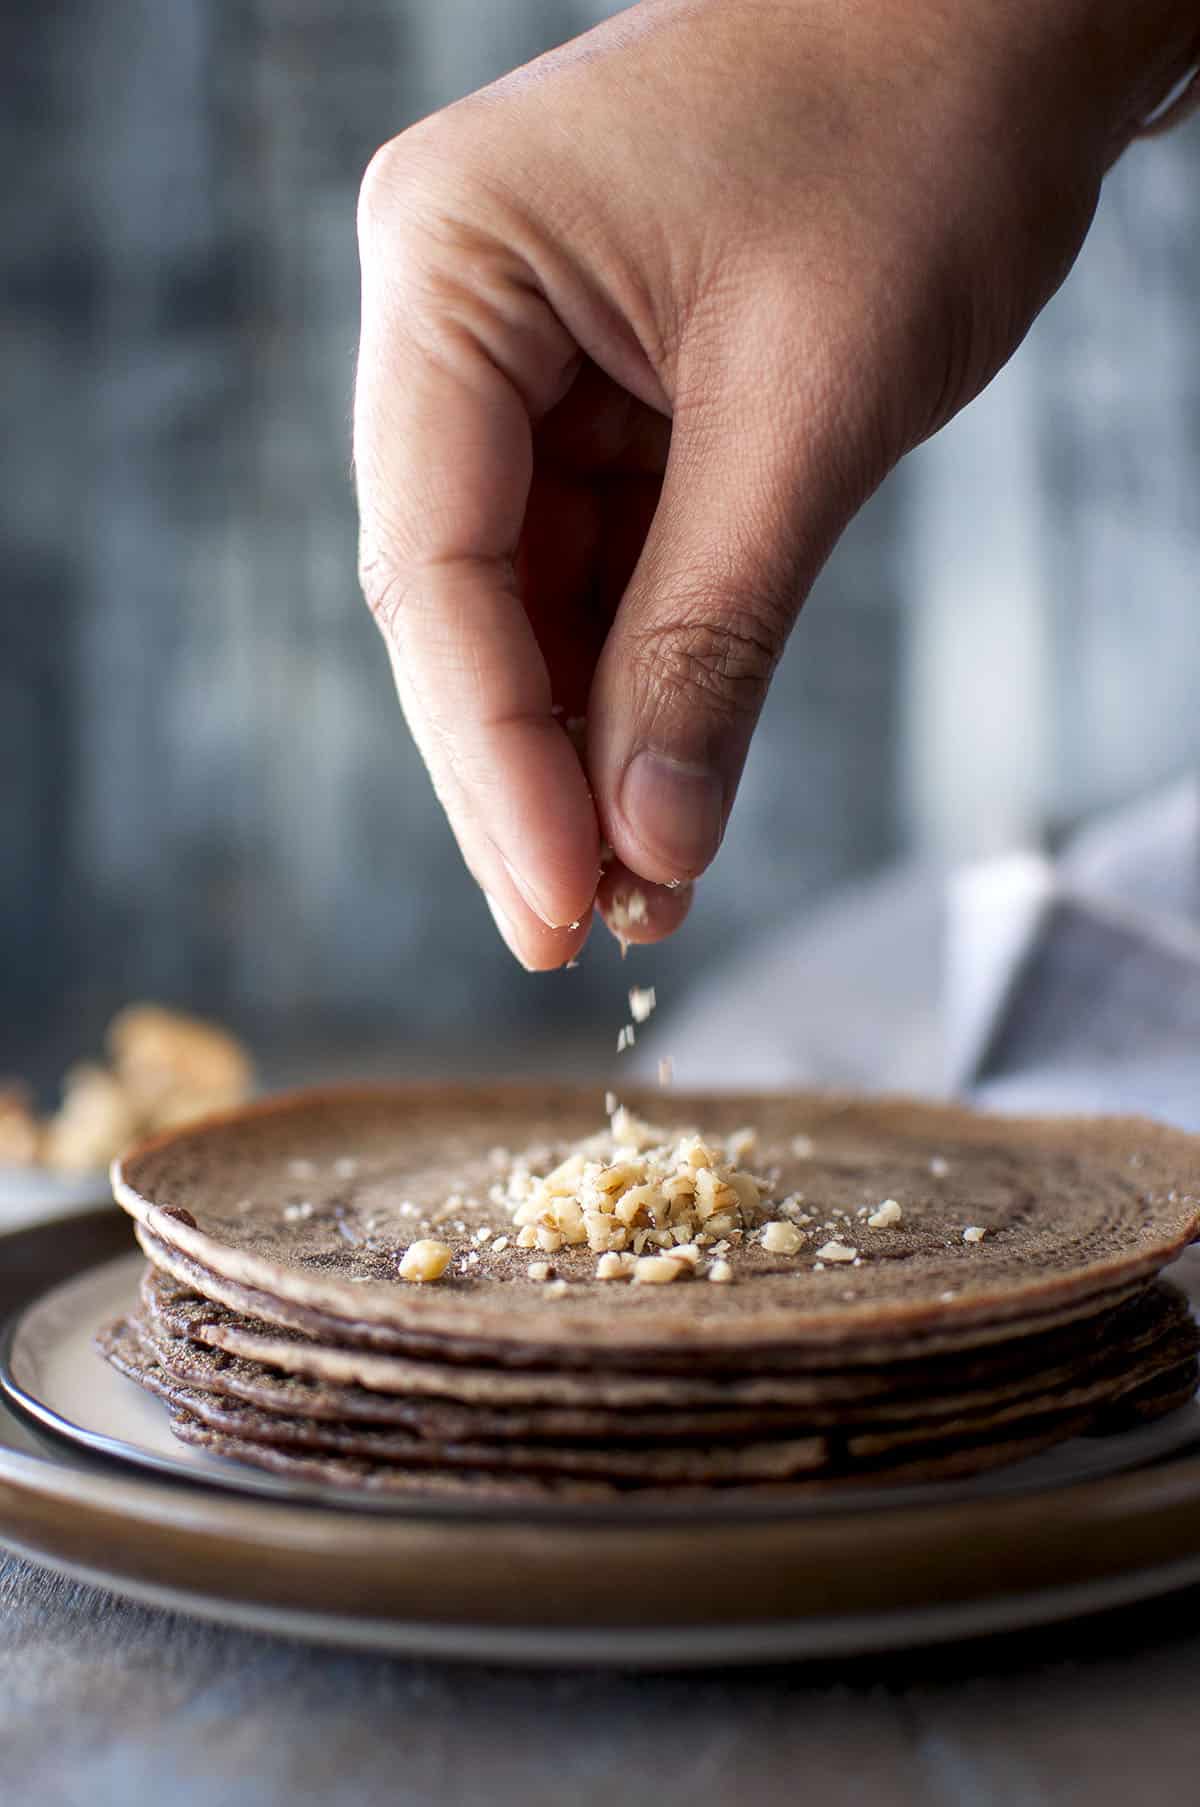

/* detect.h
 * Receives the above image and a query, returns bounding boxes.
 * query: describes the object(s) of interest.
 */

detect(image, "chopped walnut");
[628,986,656,1023]
[632,1254,685,1285]
[500,1108,772,1270]
[397,1239,452,1283]
[596,1251,637,1281]
[815,1240,858,1264]
[41,1065,138,1173]
[867,1199,903,1229]
[108,1003,252,1130]
[0,1088,40,1166]
[761,1220,804,1255]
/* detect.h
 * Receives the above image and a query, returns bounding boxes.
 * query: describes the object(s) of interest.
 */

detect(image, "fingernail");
[484,892,534,970]
[620,749,725,878]
[497,852,564,929]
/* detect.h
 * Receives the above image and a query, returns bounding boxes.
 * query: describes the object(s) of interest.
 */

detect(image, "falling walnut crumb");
[867,1199,903,1229]
[962,1225,987,1244]
[397,1240,452,1283]
[791,1134,815,1159]
[616,1025,636,1053]
[628,986,656,1023]
[815,1240,858,1264]
[657,1057,674,1087]
[929,1155,950,1179]
[608,888,648,953]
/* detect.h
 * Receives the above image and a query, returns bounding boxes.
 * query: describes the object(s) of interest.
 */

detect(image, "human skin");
[353,0,1199,970]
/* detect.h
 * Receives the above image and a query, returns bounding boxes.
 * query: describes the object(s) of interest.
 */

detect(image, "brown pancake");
[112,1086,1200,1361]
[99,1319,833,1482]
[134,1263,1192,1430]
[109,1313,1102,1496]
[105,1293,1196,1472]
[133,1316,835,1442]
[160,1405,1101,1497]
[134,1224,1153,1375]
[1087,1358,1200,1431]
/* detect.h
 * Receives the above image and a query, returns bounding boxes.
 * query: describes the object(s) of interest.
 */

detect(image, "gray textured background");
[3,0,1198,1090]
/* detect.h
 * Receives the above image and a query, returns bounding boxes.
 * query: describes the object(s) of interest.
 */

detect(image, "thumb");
[588,329,866,888]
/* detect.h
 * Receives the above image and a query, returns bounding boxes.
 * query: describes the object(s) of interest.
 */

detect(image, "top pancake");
[112,1084,1200,1359]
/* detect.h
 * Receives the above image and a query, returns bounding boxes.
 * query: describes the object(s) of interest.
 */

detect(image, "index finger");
[353,141,601,965]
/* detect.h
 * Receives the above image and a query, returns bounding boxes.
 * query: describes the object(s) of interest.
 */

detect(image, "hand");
[354,0,1198,969]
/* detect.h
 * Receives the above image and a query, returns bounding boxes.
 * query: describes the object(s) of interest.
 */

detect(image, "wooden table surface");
[4,1550,1199,1805]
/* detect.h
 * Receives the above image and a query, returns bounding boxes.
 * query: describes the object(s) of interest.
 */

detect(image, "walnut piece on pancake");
[815,1240,858,1264]
[761,1221,805,1255]
[397,1239,453,1283]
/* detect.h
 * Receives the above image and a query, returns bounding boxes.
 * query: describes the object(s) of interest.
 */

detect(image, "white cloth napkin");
[632,775,1200,1130]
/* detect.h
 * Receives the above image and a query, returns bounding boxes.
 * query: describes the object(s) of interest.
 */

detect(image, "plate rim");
[10,1396,1200,1649]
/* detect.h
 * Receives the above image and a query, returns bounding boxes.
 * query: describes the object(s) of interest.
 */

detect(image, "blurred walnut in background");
[0,1089,41,1167]
[2,1007,253,1174]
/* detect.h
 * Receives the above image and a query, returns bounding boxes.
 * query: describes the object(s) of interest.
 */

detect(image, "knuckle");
[357,133,416,246]
[631,589,785,726]
[357,117,463,253]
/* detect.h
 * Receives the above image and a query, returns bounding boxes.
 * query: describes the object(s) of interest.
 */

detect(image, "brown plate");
[7,1208,1200,1664]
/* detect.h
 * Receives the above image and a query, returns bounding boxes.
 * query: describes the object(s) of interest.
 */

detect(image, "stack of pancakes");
[99,1087,1200,1500]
